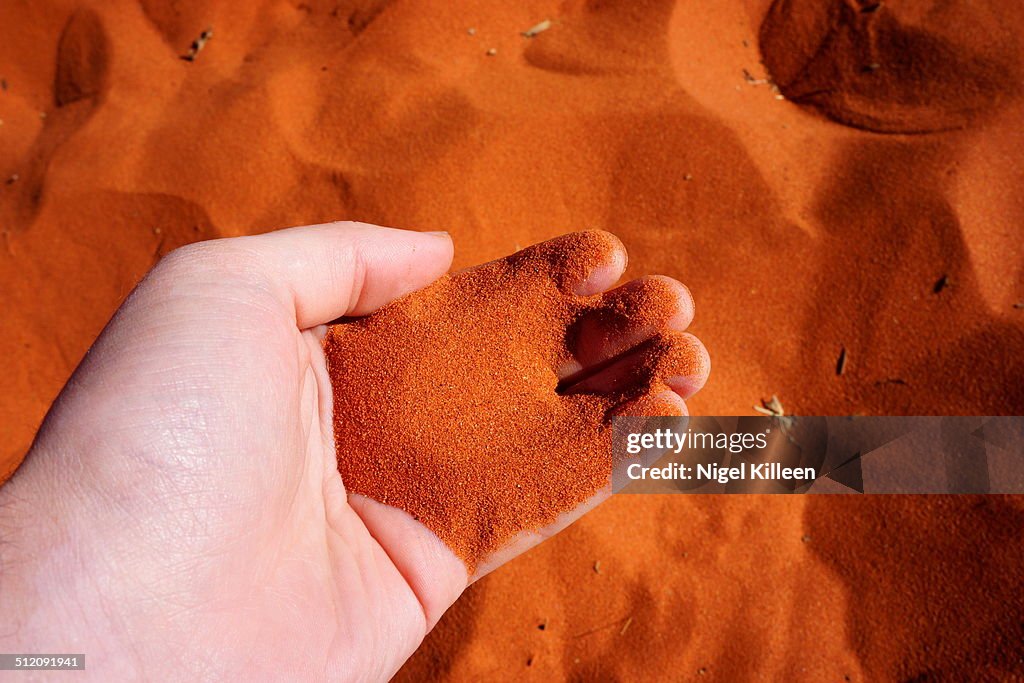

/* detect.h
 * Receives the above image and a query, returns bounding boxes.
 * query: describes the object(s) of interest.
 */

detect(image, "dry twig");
[522,19,552,38]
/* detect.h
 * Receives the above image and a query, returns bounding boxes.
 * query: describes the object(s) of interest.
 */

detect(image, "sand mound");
[760,0,1023,133]
[1,0,1023,679]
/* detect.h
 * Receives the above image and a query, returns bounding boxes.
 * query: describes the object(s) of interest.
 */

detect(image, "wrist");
[0,444,136,677]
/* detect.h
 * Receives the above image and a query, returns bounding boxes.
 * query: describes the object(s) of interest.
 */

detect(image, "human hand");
[0,222,707,680]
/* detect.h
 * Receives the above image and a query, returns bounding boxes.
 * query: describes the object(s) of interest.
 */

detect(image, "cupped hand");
[0,222,707,680]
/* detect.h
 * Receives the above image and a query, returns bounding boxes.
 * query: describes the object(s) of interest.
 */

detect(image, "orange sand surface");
[2,0,1023,679]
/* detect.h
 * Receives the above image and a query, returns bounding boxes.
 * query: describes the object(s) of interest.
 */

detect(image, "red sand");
[2,0,1023,679]
[325,231,696,569]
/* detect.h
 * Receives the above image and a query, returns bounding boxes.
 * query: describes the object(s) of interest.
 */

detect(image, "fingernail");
[426,230,451,238]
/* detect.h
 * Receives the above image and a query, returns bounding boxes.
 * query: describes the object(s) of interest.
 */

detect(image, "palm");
[103,272,460,679]
[210,320,457,680]
[6,226,464,679]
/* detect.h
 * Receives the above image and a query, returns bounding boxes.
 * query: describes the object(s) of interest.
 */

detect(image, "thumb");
[169,221,455,328]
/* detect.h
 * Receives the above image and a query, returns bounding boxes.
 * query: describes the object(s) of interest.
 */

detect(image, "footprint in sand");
[324,231,709,571]
[759,0,1022,133]
[3,7,109,234]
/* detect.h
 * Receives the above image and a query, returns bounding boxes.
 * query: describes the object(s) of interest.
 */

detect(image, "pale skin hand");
[0,222,707,681]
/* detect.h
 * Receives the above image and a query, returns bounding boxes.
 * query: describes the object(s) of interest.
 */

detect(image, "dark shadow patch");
[803,496,1024,679]
[807,137,1024,414]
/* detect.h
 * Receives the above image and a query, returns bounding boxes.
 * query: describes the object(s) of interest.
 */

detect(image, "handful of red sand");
[324,231,699,569]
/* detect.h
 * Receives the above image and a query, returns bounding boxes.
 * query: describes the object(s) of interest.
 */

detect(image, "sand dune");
[1,0,1022,679]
